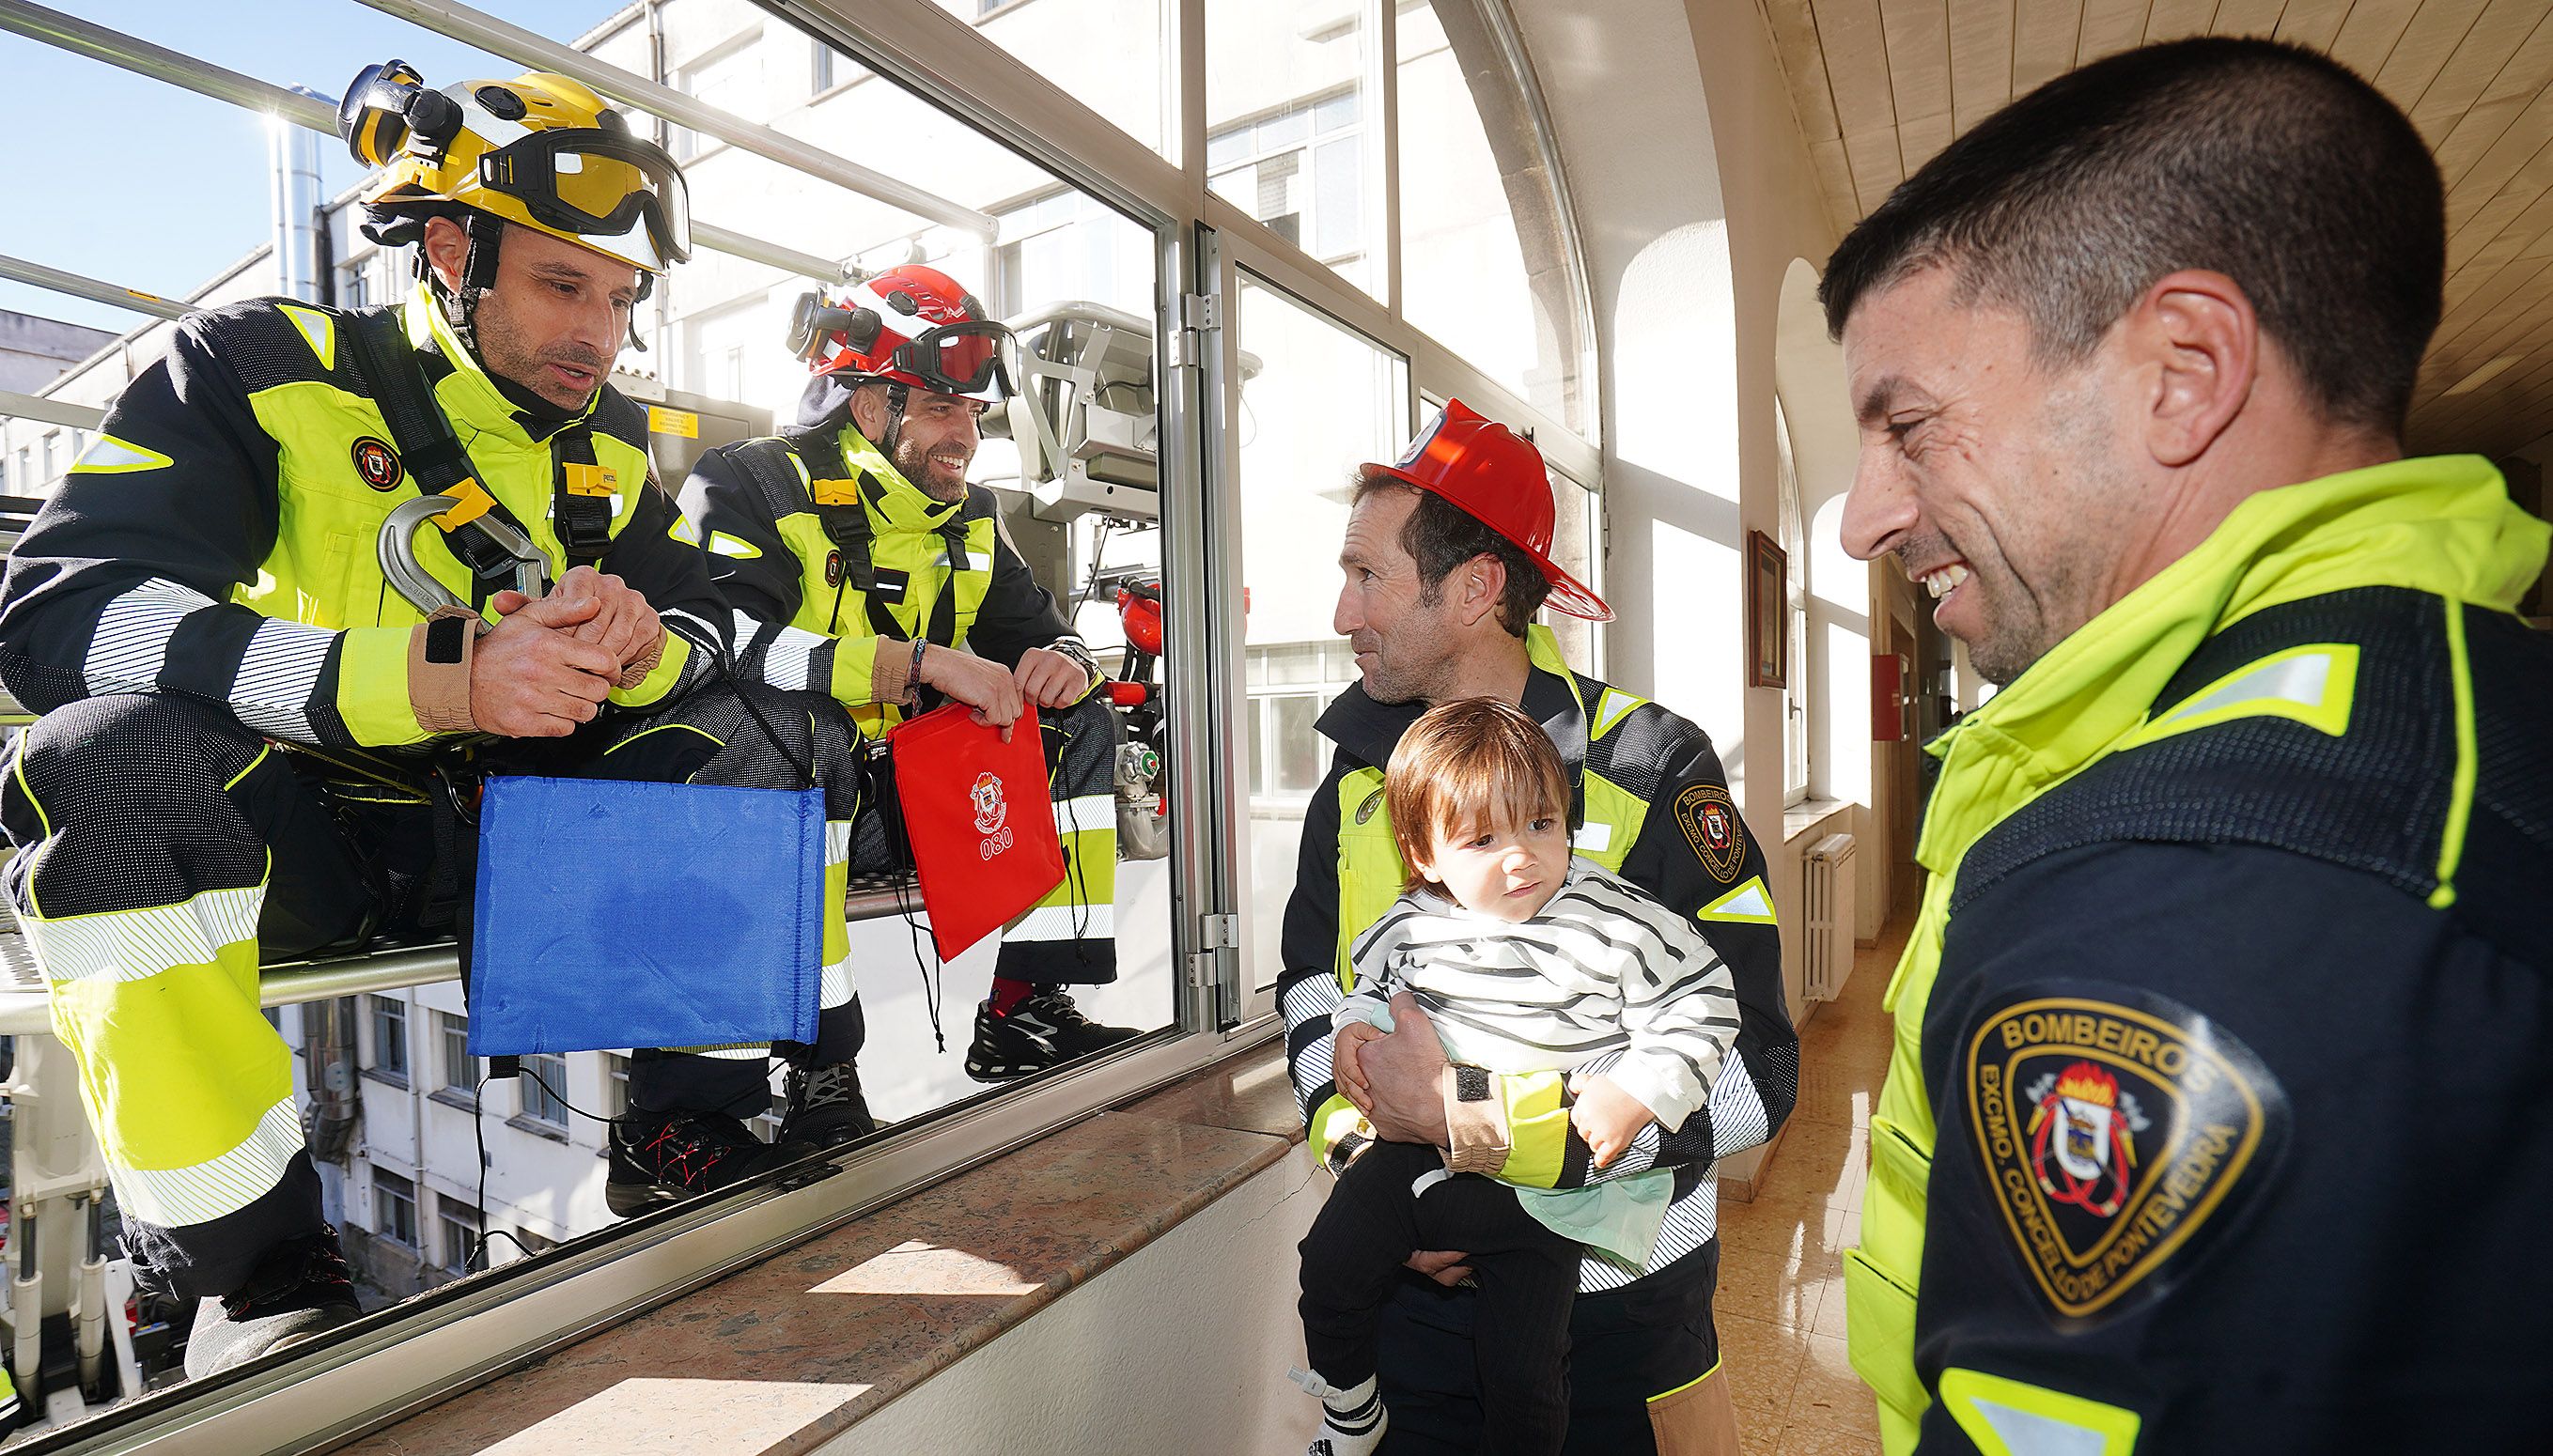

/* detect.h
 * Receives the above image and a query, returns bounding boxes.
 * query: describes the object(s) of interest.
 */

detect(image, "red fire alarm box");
[1873,653,1909,742]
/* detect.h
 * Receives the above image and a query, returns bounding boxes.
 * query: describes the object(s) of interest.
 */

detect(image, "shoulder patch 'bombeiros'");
[1965,993,2284,1321]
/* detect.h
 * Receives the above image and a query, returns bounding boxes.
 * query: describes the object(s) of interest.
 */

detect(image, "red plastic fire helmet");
[785,263,1015,404]
[1360,398,1611,622]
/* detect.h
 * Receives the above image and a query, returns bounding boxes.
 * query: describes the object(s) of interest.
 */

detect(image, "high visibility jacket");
[677,412,1093,736]
[1848,456,2553,1454]
[0,286,719,745]
[1278,625,1798,1293]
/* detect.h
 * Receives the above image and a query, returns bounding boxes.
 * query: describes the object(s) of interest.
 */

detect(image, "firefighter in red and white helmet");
[676,263,1134,1095]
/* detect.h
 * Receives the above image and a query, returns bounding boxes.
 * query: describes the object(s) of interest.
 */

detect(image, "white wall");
[823,1154,1327,1456]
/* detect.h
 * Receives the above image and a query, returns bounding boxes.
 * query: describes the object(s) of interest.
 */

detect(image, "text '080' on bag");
[889,703,1066,963]
[468,776,827,1057]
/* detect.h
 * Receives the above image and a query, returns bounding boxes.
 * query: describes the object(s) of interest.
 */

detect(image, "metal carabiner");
[377,494,552,615]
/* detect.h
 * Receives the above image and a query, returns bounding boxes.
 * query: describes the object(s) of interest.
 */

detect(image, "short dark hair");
[1351,470,1552,636]
[1386,697,1569,892]
[1819,38,2443,435]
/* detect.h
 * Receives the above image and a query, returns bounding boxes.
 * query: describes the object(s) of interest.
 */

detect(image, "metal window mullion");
[1371,0,1401,320]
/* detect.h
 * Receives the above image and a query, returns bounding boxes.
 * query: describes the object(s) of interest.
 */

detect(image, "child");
[1292,698,1741,1456]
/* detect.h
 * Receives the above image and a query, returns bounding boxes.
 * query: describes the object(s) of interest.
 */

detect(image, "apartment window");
[1206,90,1364,264]
[435,1197,481,1277]
[39,432,59,482]
[345,267,369,311]
[990,190,1144,319]
[1244,642,1358,804]
[439,1012,476,1095]
[606,1053,631,1119]
[672,32,764,161]
[368,994,409,1081]
[521,1052,570,1129]
[372,1169,418,1248]
[810,38,834,94]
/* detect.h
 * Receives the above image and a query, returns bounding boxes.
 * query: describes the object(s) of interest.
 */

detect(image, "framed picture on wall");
[1747,529,1787,689]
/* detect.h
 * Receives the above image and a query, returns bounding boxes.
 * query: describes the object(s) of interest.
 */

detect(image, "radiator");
[1804,832,1858,1002]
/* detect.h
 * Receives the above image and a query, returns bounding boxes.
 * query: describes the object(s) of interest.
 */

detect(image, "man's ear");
[846,381,883,437]
[1456,553,1508,629]
[420,215,470,296]
[2133,269,2257,469]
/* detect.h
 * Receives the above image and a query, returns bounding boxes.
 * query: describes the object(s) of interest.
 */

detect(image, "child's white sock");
[1290,1368,1386,1456]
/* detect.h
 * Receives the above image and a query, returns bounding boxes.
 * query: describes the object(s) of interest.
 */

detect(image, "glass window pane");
[1395,2,1586,429]
[1208,1,1381,298]
[927,0,1174,161]
[1235,274,1409,988]
[369,994,409,1079]
[1541,469,1601,674]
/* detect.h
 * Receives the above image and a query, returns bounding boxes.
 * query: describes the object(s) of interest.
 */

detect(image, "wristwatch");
[1441,1061,1507,1175]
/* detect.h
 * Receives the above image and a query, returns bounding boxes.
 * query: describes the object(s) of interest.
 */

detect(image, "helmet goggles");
[885,318,1018,400]
[476,129,692,267]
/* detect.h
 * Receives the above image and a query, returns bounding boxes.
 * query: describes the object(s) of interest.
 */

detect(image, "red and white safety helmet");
[1361,398,1612,622]
[786,264,1016,404]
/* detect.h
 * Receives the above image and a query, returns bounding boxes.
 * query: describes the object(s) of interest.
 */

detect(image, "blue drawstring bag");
[467,776,826,1057]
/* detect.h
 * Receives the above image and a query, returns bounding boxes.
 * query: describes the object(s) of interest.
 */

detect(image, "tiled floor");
[1714,913,1911,1456]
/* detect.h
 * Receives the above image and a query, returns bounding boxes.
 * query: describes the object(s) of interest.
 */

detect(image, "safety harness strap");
[344,307,551,603]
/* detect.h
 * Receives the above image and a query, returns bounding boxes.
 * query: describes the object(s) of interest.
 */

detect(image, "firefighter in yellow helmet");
[0,62,866,1380]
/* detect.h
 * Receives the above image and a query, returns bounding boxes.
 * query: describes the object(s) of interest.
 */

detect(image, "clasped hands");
[469,565,662,738]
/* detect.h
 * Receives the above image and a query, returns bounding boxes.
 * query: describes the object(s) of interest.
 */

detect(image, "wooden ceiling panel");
[1776,0,2553,455]
[2274,0,2355,54]
[2077,0,2156,63]
[1760,0,1847,144]
[1947,0,2017,116]
[2328,0,2430,74]
[2011,0,2087,91]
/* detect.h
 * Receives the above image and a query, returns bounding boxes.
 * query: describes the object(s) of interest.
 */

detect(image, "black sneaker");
[781,1061,878,1149]
[964,991,1139,1082]
[606,1111,814,1218]
[181,1226,362,1380]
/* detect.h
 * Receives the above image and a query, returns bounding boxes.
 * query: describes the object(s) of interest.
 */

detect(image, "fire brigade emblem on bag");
[973,770,1015,858]
[1966,993,2285,1321]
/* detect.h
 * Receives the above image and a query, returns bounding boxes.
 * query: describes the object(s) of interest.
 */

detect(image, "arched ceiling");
[1756,0,2553,458]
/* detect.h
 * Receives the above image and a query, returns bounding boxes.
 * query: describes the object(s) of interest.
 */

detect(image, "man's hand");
[1332,1020,1385,1112]
[470,592,619,737]
[493,565,661,679]
[1566,1072,1653,1170]
[920,643,1024,739]
[1013,646,1092,708]
[1404,1248,1474,1287]
[1361,991,1452,1146]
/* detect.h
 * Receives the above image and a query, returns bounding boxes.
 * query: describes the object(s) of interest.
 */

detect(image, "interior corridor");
[1713,912,1913,1454]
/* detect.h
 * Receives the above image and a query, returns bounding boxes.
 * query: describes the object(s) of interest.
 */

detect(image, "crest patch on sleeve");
[1672,782,1746,883]
[1966,994,2283,1320]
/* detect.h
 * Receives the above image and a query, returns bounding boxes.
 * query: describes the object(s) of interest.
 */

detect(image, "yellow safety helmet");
[340,60,691,278]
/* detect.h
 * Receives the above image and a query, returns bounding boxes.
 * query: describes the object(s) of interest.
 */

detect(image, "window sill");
[1782,797,1851,845]
[426,1088,480,1115]
[504,1115,570,1144]
[361,1068,410,1092]
[345,1040,1300,1454]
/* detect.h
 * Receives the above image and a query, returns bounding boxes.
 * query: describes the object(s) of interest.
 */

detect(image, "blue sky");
[0,1,623,334]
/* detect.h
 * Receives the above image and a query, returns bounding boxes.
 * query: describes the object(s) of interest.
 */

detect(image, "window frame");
[61,4,1607,1449]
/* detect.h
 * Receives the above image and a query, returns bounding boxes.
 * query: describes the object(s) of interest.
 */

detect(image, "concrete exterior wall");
[0,312,117,398]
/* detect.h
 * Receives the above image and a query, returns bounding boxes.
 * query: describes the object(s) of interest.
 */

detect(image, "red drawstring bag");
[889,702,1067,961]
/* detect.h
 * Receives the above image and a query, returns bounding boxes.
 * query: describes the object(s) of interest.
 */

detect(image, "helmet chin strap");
[878,379,911,459]
[428,212,505,363]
